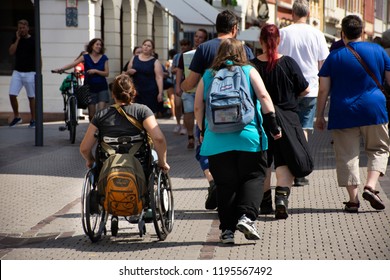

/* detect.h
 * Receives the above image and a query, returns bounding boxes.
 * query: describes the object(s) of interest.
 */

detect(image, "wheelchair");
[81,132,174,243]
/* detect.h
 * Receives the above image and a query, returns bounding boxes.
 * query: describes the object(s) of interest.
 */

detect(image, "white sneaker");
[173,125,181,134]
[236,214,260,240]
[179,127,187,135]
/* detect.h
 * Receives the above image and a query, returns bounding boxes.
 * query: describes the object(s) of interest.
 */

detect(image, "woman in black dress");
[126,39,164,113]
[251,24,310,219]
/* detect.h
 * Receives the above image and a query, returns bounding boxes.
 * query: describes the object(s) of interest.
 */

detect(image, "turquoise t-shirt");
[200,65,268,156]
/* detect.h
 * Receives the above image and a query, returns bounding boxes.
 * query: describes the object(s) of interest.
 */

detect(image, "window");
[375,0,384,20]
[337,0,345,9]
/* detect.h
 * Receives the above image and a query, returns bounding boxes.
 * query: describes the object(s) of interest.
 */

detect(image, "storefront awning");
[156,0,219,31]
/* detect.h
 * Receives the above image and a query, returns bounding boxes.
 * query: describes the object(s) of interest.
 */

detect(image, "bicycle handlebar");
[51,69,84,75]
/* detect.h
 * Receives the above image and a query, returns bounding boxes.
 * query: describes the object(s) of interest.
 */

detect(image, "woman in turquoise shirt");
[194,38,281,244]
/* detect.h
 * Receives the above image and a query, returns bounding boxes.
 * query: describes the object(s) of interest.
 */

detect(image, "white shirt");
[279,23,329,97]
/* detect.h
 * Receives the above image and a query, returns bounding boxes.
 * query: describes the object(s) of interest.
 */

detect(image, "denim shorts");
[297,97,317,129]
[181,92,195,113]
[89,89,110,105]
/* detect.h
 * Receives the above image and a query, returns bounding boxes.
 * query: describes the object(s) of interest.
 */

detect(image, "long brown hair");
[210,38,248,72]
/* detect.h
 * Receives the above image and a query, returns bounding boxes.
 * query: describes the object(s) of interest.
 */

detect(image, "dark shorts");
[89,89,110,105]
[163,78,173,90]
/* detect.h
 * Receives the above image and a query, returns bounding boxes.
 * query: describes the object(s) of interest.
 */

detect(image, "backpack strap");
[112,104,154,147]
[100,141,143,157]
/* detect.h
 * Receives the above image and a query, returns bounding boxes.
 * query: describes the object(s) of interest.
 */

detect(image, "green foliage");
[222,0,237,7]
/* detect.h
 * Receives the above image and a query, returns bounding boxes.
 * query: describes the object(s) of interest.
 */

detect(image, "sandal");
[362,186,385,210]
[187,135,195,149]
[343,201,360,213]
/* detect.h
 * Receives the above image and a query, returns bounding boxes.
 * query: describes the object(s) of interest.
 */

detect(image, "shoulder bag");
[346,43,390,120]
[274,106,314,178]
[112,104,154,147]
[345,43,389,99]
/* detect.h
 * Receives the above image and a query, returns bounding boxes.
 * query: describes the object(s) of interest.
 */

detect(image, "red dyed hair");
[259,24,280,72]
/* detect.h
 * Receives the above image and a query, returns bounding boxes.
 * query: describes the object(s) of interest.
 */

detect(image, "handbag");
[274,106,314,178]
[346,43,390,118]
[75,84,91,109]
[346,43,390,98]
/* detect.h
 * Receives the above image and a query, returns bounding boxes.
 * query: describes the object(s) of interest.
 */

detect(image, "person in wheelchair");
[80,73,170,234]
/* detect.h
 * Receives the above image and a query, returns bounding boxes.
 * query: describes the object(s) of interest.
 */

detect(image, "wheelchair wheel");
[150,168,174,241]
[81,169,108,242]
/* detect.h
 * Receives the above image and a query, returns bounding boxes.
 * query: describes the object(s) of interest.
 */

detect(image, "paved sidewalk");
[0,118,389,260]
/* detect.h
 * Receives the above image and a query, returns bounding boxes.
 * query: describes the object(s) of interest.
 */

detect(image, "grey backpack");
[206,66,255,133]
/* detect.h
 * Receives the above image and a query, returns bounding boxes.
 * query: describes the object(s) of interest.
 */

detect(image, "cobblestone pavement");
[0,118,389,261]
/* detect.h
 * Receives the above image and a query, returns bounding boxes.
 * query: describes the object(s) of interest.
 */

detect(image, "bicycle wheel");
[151,167,174,241]
[69,96,77,144]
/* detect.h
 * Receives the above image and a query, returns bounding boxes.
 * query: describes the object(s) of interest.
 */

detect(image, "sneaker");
[362,186,385,210]
[236,214,261,240]
[220,229,235,244]
[9,117,22,127]
[205,181,217,210]
[343,201,360,213]
[111,216,119,236]
[28,120,36,128]
[293,177,309,186]
[179,126,187,135]
[173,124,181,134]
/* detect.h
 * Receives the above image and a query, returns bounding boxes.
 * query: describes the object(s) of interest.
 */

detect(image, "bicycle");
[52,70,83,144]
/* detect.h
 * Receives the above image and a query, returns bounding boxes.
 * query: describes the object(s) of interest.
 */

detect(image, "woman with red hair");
[251,24,310,219]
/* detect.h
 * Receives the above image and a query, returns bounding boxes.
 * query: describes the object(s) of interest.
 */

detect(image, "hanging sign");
[66,0,78,27]
[258,0,270,21]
